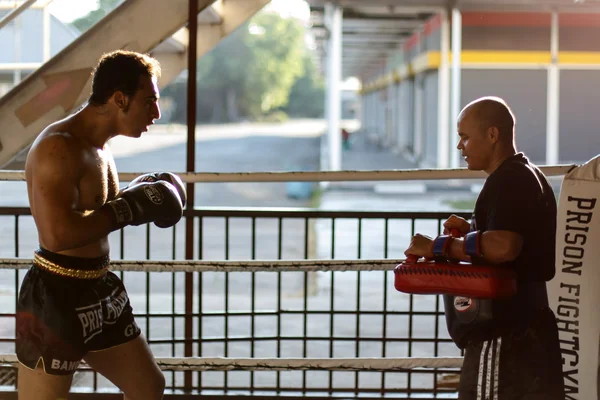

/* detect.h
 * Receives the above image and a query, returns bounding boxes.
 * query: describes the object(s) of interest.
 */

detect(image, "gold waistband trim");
[33,253,108,279]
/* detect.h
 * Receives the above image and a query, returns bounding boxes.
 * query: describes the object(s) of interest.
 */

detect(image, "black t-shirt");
[471,152,557,281]
[443,153,557,347]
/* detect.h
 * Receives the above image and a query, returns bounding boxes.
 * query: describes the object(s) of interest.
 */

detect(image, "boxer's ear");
[487,126,500,144]
[112,91,129,111]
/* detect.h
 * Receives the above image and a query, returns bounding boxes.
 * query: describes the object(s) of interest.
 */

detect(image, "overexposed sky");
[48,0,310,23]
[269,0,310,21]
[47,0,97,22]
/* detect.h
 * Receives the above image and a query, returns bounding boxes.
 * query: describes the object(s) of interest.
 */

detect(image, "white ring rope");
[0,165,575,183]
[0,355,463,371]
[0,258,402,272]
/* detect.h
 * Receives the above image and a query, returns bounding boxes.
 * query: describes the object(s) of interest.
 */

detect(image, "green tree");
[282,53,325,118]
[71,0,123,32]
[192,11,306,122]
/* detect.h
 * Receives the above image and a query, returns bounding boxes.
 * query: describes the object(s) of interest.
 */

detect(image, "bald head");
[459,96,516,145]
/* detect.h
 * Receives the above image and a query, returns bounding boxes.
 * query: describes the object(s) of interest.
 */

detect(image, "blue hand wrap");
[432,235,453,257]
[464,231,482,257]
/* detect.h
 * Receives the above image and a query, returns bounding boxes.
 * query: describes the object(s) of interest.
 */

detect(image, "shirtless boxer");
[405,97,564,399]
[16,50,185,400]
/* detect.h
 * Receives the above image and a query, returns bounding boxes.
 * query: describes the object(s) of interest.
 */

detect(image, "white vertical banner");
[549,155,600,400]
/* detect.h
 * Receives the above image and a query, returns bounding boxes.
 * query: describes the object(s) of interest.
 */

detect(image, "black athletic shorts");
[15,247,141,376]
[458,307,565,400]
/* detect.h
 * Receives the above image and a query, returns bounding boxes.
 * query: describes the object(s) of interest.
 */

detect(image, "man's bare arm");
[447,230,524,264]
[29,135,118,252]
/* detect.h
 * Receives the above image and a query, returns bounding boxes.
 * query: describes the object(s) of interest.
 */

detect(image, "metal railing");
[0,206,472,398]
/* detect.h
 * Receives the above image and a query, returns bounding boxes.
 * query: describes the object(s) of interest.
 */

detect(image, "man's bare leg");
[83,334,165,400]
[18,362,73,400]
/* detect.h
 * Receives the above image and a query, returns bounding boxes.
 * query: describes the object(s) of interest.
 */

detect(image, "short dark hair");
[89,50,161,105]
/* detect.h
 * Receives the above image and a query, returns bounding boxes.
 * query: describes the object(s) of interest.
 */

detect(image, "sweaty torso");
[26,119,119,258]
[77,145,119,214]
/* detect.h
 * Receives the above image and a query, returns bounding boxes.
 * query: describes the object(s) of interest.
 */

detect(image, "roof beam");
[315,17,423,30]
[308,0,600,13]
[306,0,443,13]
[313,32,409,41]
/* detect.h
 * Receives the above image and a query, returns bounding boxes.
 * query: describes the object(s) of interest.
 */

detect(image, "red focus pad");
[393,258,516,299]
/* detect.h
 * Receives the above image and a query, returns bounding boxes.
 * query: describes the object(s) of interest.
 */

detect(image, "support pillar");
[360,90,366,130]
[546,10,560,165]
[413,77,424,159]
[413,32,424,161]
[321,48,330,171]
[386,74,394,146]
[395,77,402,150]
[184,0,198,390]
[437,10,451,168]
[325,1,342,171]
[369,92,375,133]
[450,8,462,168]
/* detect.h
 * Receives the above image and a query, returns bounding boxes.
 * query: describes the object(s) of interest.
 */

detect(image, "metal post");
[397,74,406,151]
[437,10,451,169]
[184,0,198,391]
[326,1,342,171]
[413,33,424,161]
[364,91,369,132]
[378,67,385,138]
[367,91,372,133]
[387,72,396,147]
[395,73,402,149]
[321,45,330,172]
[369,89,379,134]
[370,91,375,133]
[546,11,560,165]
[450,8,462,168]
[360,90,366,131]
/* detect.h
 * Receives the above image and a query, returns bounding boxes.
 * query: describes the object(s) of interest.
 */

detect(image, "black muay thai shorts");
[457,307,565,400]
[15,247,141,375]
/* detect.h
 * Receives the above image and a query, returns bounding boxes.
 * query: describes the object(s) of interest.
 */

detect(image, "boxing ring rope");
[0,258,402,273]
[0,355,463,371]
[0,164,576,183]
[4,165,571,382]
[0,258,463,374]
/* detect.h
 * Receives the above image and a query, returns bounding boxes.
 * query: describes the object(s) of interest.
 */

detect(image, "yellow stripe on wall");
[360,50,600,94]
[423,50,552,68]
[460,50,552,64]
[412,52,439,75]
[559,52,600,64]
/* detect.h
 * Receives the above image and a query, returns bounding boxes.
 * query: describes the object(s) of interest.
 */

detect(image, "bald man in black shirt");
[405,97,565,399]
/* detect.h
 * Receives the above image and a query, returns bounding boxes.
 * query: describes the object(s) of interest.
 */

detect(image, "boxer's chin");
[138,126,150,136]
[124,130,143,139]
[464,159,478,170]
[462,156,471,169]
